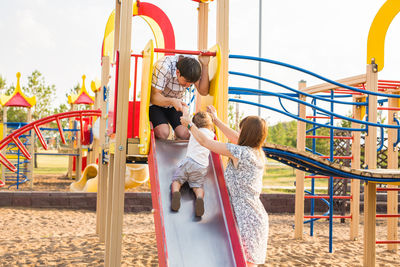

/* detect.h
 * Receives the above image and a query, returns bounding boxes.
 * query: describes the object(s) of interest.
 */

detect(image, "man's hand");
[172,98,188,112]
[198,51,210,66]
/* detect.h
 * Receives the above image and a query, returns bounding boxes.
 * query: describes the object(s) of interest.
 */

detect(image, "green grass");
[34,153,69,174]
[31,154,330,194]
[263,160,328,194]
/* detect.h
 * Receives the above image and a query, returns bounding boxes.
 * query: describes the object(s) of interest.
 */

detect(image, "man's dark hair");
[176,57,201,83]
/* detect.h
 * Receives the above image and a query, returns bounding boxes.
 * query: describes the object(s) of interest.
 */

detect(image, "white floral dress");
[225,143,269,264]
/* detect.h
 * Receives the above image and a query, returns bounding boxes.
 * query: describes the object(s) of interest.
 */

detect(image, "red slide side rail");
[0,110,101,172]
[211,152,247,266]
[148,129,169,267]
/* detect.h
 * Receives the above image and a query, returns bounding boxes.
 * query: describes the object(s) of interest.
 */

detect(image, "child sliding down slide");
[170,111,215,217]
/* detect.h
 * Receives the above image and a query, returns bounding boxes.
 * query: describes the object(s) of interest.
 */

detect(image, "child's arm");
[181,115,235,160]
[207,105,239,144]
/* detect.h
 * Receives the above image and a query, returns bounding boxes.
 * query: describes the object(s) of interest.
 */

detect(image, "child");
[170,111,215,217]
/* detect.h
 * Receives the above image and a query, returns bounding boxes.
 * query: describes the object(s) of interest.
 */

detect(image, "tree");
[23,70,56,120]
[267,120,297,148]
[228,102,244,131]
[0,75,6,90]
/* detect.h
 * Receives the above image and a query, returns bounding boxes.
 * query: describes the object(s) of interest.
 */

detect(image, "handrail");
[229,55,400,98]
[264,147,400,183]
[229,87,400,129]
[153,48,216,57]
[229,98,363,132]
[229,71,365,106]
[0,110,101,172]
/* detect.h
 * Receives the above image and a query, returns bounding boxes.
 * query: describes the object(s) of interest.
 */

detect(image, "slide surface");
[149,139,245,267]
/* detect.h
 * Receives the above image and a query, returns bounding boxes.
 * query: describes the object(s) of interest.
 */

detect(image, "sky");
[0,0,399,125]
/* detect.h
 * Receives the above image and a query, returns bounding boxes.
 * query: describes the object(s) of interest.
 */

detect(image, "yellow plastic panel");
[198,44,222,140]
[139,40,154,155]
[359,96,367,120]
[367,0,400,71]
[103,10,115,60]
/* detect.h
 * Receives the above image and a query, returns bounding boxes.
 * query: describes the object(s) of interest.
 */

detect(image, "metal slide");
[148,137,246,267]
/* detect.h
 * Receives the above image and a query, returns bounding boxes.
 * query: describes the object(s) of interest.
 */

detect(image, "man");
[149,54,210,140]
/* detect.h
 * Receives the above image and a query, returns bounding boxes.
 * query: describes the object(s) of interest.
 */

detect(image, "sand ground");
[1,175,399,266]
[0,207,399,267]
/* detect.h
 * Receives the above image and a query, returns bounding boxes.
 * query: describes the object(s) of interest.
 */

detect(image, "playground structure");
[70,163,149,192]
[0,72,36,189]
[67,74,96,180]
[1,0,400,267]
[0,73,101,189]
[93,1,400,266]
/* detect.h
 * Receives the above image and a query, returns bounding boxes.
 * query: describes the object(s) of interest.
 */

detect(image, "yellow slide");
[70,163,149,192]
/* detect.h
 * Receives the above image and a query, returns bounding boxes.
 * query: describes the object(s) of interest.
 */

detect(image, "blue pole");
[310,99,316,236]
[16,145,21,189]
[329,90,334,253]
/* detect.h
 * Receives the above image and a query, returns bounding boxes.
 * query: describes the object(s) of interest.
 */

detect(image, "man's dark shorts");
[149,105,183,129]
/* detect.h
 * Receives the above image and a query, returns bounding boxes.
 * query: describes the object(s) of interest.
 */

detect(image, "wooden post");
[104,153,114,266]
[196,1,209,112]
[295,80,306,239]
[387,95,398,251]
[76,126,82,181]
[91,81,101,165]
[350,96,362,240]
[105,0,132,266]
[216,0,229,131]
[68,104,75,179]
[96,56,110,241]
[364,63,377,267]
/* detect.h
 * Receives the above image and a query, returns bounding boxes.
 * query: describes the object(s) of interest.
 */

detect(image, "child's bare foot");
[195,197,204,217]
[171,191,181,211]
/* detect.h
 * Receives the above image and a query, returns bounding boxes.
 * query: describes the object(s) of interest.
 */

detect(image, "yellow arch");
[103,10,115,59]
[103,2,168,61]
[367,0,400,71]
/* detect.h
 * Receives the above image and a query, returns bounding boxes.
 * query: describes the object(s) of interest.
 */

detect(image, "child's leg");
[171,180,182,193]
[171,181,182,212]
[171,159,188,212]
[192,187,204,199]
[192,187,205,217]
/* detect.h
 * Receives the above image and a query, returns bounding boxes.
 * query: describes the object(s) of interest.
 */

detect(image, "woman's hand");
[206,105,218,122]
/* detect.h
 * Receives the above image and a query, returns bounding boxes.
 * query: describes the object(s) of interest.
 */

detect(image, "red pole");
[153,48,216,56]
[133,56,139,137]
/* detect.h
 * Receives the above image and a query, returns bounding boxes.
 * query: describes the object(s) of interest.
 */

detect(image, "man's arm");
[150,87,187,112]
[194,55,210,96]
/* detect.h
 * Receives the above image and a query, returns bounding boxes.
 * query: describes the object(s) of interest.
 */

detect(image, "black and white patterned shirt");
[151,55,192,102]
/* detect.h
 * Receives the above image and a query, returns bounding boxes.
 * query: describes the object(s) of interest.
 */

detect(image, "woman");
[180,106,269,267]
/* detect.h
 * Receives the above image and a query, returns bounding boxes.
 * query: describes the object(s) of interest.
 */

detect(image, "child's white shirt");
[186,128,215,167]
